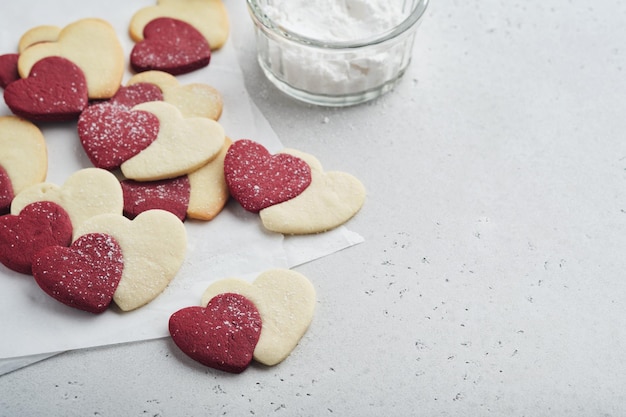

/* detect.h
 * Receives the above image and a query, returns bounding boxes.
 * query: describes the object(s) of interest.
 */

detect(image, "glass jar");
[246,0,429,107]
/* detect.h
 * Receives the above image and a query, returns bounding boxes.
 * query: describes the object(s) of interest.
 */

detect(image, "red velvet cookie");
[4,56,88,122]
[0,165,14,215]
[32,233,124,314]
[100,82,163,108]
[130,17,211,75]
[77,83,162,170]
[169,293,262,373]
[224,139,312,212]
[121,176,190,221]
[0,53,20,89]
[0,201,73,274]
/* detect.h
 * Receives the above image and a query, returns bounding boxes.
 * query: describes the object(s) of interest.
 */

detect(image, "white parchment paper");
[0,1,363,374]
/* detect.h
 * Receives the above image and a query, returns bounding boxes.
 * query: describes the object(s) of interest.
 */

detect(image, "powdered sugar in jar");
[247,0,429,106]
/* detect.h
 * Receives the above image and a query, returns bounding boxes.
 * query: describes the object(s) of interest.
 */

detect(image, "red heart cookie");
[0,201,73,274]
[121,176,190,221]
[78,84,161,170]
[0,53,20,89]
[100,82,163,108]
[4,56,88,122]
[32,233,124,314]
[0,165,14,214]
[224,139,312,212]
[131,17,211,76]
[169,293,262,373]
[0,116,47,204]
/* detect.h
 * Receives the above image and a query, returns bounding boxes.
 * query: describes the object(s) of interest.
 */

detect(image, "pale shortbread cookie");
[129,0,230,51]
[75,209,187,312]
[11,167,123,237]
[18,18,124,99]
[201,269,316,366]
[260,149,366,234]
[127,70,222,120]
[0,116,47,195]
[120,101,225,181]
[187,137,231,220]
[18,25,61,53]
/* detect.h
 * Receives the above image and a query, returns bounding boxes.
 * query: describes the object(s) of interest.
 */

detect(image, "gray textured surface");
[2,0,626,415]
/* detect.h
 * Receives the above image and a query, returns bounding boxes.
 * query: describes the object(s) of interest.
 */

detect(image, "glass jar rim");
[246,0,429,49]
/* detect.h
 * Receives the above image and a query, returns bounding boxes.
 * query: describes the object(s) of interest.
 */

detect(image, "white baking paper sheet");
[0,0,363,375]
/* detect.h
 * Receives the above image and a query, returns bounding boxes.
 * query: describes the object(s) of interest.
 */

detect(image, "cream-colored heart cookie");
[187,137,230,220]
[259,149,366,234]
[75,209,187,311]
[0,116,47,196]
[129,0,230,51]
[11,167,123,236]
[201,269,316,366]
[18,25,61,53]
[120,101,225,181]
[127,70,222,120]
[18,18,124,99]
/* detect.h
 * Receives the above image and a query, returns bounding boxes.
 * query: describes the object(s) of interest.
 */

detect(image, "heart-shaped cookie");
[121,177,190,222]
[0,53,19,88]
[201,269,316,366]
[130,0,230,51]
[0,116,47,204]
[169,293,262,373]
[128,70,222,120]
[32,233,124,314]
[131,17,211,76]
[74,209,187,311]
[0,201,73,275]
[4,56,88,122]
[77,84,162,170]
[11,168,123,237]
[18,18,124,99]
[260,149,366,234]
[121,101,225,181]
[223,139,312,213]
